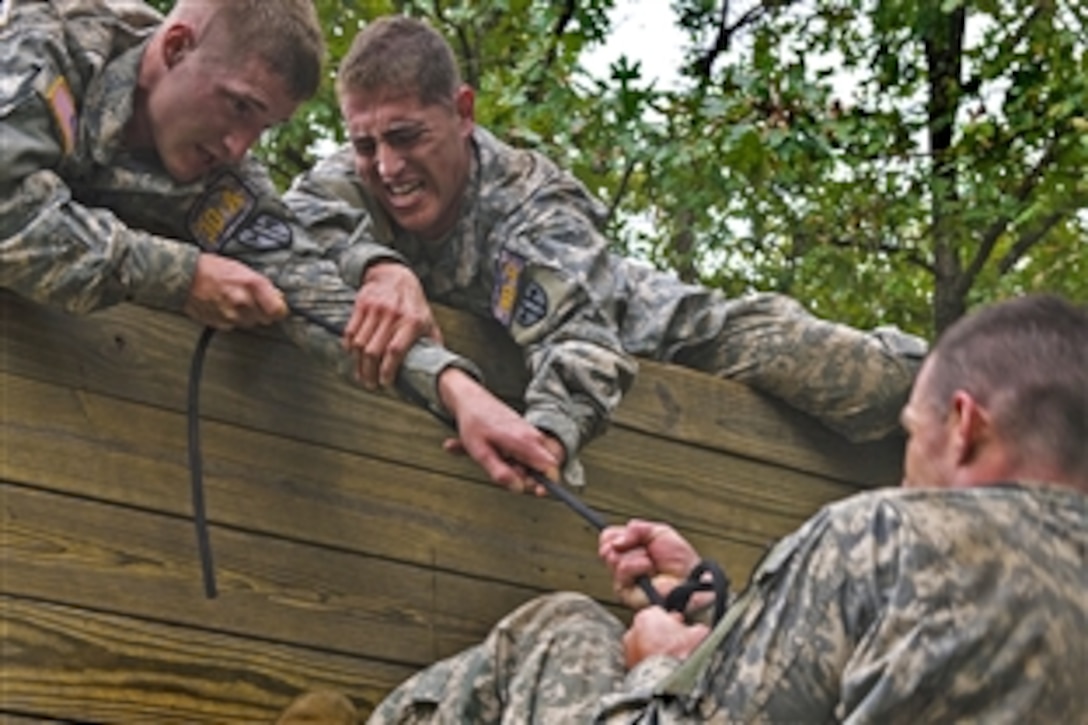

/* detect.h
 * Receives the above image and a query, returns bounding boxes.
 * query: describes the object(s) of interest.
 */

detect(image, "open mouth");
[385,180,425,208]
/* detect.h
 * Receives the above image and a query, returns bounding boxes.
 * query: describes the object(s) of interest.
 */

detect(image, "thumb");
[257,283,288,320]
[442,437,467,456]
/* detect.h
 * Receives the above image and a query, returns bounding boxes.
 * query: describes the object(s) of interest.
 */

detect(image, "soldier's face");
[340,86,475,241]
[146,28,299,183]
[900,357,955,488]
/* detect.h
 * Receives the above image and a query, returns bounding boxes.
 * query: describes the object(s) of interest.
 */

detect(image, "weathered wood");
[0,595,410,722]
[1,370,806,585]
[0,291,906,721]
[1,484,543,665]
[0,292,902,487]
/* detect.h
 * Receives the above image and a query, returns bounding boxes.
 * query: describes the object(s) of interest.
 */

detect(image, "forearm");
[0,171,199,313]
[273,257,478,416]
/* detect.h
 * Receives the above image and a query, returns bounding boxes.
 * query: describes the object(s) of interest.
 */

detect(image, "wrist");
[437,366,477,417]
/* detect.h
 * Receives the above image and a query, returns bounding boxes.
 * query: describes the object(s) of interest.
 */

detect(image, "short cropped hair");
[928,294,1088,480]
[337,15,461,106]
[176,0,325,101]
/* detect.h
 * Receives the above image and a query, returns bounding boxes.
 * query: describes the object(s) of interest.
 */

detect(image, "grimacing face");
[340,85,475,241]
[148,28,298,182]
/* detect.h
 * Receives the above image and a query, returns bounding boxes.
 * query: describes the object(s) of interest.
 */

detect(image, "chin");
[163,160,200,184]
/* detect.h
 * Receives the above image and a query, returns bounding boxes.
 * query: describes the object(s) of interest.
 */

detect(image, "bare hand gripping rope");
[188,305,726,617]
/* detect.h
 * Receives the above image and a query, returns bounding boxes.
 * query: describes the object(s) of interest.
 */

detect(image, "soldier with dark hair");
[286,15,927,490]
[280,293,1088,723]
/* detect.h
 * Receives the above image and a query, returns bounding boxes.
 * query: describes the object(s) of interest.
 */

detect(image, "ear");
[453,85,476,131]
[161,23,196,69]
[949,390,991,465]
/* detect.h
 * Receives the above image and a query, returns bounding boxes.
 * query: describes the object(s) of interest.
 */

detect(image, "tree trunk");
[924,5,968,334]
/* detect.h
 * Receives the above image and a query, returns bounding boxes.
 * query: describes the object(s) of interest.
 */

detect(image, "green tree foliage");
[147,0,1086,335]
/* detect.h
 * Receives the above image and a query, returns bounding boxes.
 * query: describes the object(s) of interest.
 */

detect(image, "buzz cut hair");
[174,0,325,102]
[929,293,1088,481]
[337,15,461,107]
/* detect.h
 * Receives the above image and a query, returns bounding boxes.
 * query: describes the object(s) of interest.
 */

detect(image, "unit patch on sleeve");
[45,76,78,155]
[187,172,256,250]
[236,212,293,251]
[514,280,549,328]
[492,248,567,343]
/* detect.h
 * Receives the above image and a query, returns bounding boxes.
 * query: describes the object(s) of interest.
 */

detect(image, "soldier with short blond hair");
[0,1,563,480]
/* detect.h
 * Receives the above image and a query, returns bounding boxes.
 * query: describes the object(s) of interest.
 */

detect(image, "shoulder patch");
[45,76,78,155]
[492,248,525,326]
[514,280,549,328]
[188,172,257,250]
[236,212,293,251]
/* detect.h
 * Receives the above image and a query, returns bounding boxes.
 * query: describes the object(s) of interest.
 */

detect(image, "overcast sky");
[582,1,686,88]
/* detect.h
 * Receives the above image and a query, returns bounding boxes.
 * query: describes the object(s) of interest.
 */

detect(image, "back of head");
[928,294,1088,485]
[169,0,324,101]
[337,15,460,105]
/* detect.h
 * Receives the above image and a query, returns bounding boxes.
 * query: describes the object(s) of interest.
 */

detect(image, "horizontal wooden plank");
[0,291,902,486]
[0,483,544,666]
[1,370,802,587]
[0,595,407,722]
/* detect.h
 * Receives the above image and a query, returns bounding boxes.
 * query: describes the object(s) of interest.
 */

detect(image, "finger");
[379,326,414,388]
[442,437,467,456]
[473,448,523,493]
[501,437,561,484]
[255,283,287,322]
[429,320,445,346]
[344,296,366,345]
[360,316,396,389]
[347,302,380,353]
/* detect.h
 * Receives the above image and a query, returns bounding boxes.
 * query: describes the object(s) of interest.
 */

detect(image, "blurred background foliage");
[148,0,1086,337]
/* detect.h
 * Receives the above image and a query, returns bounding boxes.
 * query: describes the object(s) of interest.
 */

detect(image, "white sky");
[582,1,687,88]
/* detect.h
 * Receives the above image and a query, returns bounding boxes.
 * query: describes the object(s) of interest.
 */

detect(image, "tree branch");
[606,156,637,227]
[963,139,1059,284]
[997,209,1072,275]
[526,0,577,103]
[691,1,792,80]
[822,235,935,274]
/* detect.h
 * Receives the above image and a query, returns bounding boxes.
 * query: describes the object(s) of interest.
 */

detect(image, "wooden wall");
[0,290,902,722]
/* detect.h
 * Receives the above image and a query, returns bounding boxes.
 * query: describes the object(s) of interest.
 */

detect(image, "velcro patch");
[236,212,293,251]
[46,76,77,155]
[513,280,549,328]
[492,249,566,343]
[188,172,257,250]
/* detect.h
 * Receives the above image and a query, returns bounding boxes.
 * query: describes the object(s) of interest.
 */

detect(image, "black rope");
[187,326,218,599]
[663,559,731,625]
[185,304,678,609]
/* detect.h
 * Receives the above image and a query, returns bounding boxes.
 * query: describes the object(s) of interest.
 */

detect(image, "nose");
[374,142,404,179]
[223,126,262,164]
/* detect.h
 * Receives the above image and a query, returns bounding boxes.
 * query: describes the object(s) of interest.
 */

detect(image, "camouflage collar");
[81,40,147,166]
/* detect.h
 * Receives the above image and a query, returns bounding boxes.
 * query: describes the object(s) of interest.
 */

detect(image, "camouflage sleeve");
[193,162,479,417]
[0,59,199,313]
[492,189,637,469]
[283,146,406,286]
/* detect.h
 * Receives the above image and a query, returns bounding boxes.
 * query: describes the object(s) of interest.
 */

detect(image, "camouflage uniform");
[286,129,926,467]
[0,0,475,415]
[369,483,1088,724]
